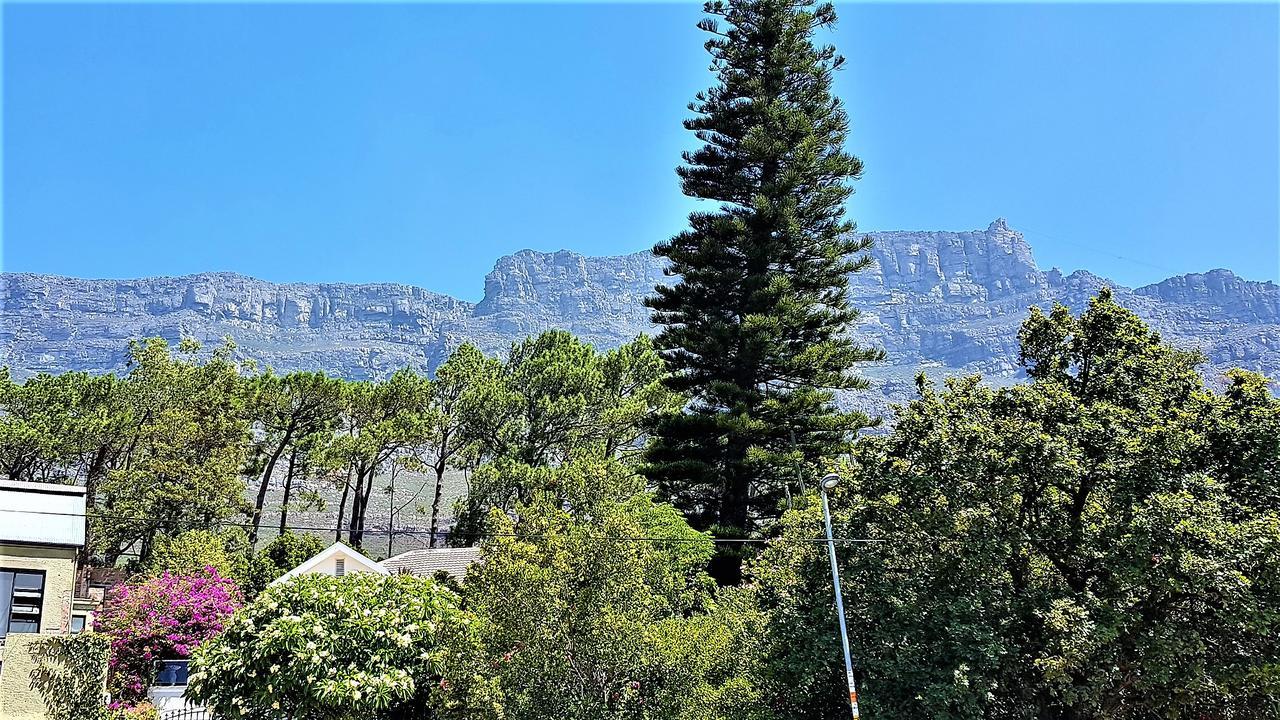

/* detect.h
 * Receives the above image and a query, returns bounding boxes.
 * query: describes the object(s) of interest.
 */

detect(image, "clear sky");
[3,2,1277,300]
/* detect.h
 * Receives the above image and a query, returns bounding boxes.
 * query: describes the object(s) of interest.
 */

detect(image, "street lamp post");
[820,472,861,720]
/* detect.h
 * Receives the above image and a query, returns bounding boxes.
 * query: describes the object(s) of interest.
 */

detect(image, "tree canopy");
[464,461,762,720]
[644,0,882,584]
[751,289,1280,719]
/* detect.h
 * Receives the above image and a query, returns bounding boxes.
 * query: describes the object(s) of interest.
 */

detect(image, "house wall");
[0,634,49,720]
[0,544,77,634]
[0,545,79,720]
[274,543,388,585]
[311,549,373,577]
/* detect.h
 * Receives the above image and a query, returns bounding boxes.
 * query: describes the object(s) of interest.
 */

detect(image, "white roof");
[0,480,86,547]
[271,541,389,585]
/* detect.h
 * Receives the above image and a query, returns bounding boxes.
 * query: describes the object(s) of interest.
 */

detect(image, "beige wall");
[0,544,78,634]
[0,544,80,720]
[0,634,52,720]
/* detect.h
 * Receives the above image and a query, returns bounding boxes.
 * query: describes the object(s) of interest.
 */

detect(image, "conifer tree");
[645,0,883,583]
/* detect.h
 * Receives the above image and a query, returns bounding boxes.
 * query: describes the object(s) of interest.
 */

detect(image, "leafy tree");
[243,370,346,545]
[644,0,882,584]
[187,573,502,720]
[323,369,429,548]
[94,338,251,565]
[0,368,84,483]
[96,568,242,704]
[1208,368,1280,513]
[451,333,678,542]
[752,290,1280,719]
[415,344,489,546]
[240,531,328,599]
[144,527,252,582]
[465,464,761,720]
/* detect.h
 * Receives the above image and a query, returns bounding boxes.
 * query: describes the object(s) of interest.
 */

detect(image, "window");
[0,569,46,638]
[334,558,345,577]
[71,615,87,633]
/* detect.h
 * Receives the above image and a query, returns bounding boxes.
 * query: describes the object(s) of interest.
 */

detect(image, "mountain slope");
[3,220,1276,417]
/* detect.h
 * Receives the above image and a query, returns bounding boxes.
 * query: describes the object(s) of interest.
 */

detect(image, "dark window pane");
[13,573,43,591]
[9,620,38,633]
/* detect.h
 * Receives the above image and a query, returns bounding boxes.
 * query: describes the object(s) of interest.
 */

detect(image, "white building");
[270,542,388,585]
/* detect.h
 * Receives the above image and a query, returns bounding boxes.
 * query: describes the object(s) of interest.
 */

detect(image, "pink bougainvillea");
[95,566,242,704]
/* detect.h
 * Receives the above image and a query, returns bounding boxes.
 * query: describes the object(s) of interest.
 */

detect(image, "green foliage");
[0,339,254,565]
[752,290,1280,719]
[240,531,329,599]
[465,465,760,720]
[187,573,502,720]
[243,370,346,545]
[144,527,251,582]
[411,344,492,545]
[28,632,111,720]
[644,0,882,583]
[451,333,679,542]
[94,338,251,565]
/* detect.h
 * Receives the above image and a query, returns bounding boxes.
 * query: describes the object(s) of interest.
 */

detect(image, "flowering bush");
[186,573,501,720]
[105,701,158,720]
[95,567,242,704]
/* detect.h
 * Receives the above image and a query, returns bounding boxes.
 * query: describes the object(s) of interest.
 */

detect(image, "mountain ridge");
[3,220,1276,417]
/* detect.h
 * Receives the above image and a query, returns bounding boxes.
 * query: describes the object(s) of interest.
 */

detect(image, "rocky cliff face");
[3,220,1276,418]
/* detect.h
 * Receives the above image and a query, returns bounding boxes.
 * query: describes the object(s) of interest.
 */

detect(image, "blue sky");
[3,2,1277,300]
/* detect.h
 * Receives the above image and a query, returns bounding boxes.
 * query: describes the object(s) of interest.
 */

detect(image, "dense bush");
[465,462,762,720]
[240,531,328,599]
[95,568,242,703]
[144,527,251,581]
[187,572,501,720]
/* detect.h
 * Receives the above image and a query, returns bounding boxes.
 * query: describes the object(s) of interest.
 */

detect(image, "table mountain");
[3,219,1276,418]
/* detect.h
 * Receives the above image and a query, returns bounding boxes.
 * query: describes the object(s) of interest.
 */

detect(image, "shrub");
[187,572,501,720]
[95,567,242,703]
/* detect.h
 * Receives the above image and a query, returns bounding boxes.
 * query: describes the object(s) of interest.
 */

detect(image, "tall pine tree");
[644,0,882,584]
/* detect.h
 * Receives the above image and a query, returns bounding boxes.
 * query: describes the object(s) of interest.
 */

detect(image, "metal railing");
[159,708,213,720]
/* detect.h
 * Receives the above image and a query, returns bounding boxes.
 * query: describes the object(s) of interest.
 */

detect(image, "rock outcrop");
[3,220,1276,419]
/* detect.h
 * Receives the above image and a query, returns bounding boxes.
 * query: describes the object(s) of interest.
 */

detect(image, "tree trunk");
[79,445,111,565]
[386,466,396,558]
[250,427,294,546]
[335,464,353,542]
[279,448,298,535]
[429,464,446,548]
[349,464,371,549]
[710,441,751,586]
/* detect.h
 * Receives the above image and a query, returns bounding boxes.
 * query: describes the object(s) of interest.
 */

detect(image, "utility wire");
[0,507,887,545]
[1015,223,1182,277]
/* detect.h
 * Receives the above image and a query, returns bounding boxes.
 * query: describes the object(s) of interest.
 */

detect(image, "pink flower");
[98,567,242,703]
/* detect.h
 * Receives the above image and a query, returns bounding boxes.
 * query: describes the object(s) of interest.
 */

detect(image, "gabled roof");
[271,541,389,585]
[380,546,482,582]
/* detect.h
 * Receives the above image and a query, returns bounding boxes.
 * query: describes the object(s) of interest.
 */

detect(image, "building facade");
[0,481,98,720]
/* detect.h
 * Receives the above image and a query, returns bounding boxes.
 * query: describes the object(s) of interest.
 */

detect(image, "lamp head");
[820,473,841,491]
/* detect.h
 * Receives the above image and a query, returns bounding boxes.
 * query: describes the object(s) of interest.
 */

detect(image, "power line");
[1015,223,1182,277]
[0,507,887,545]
